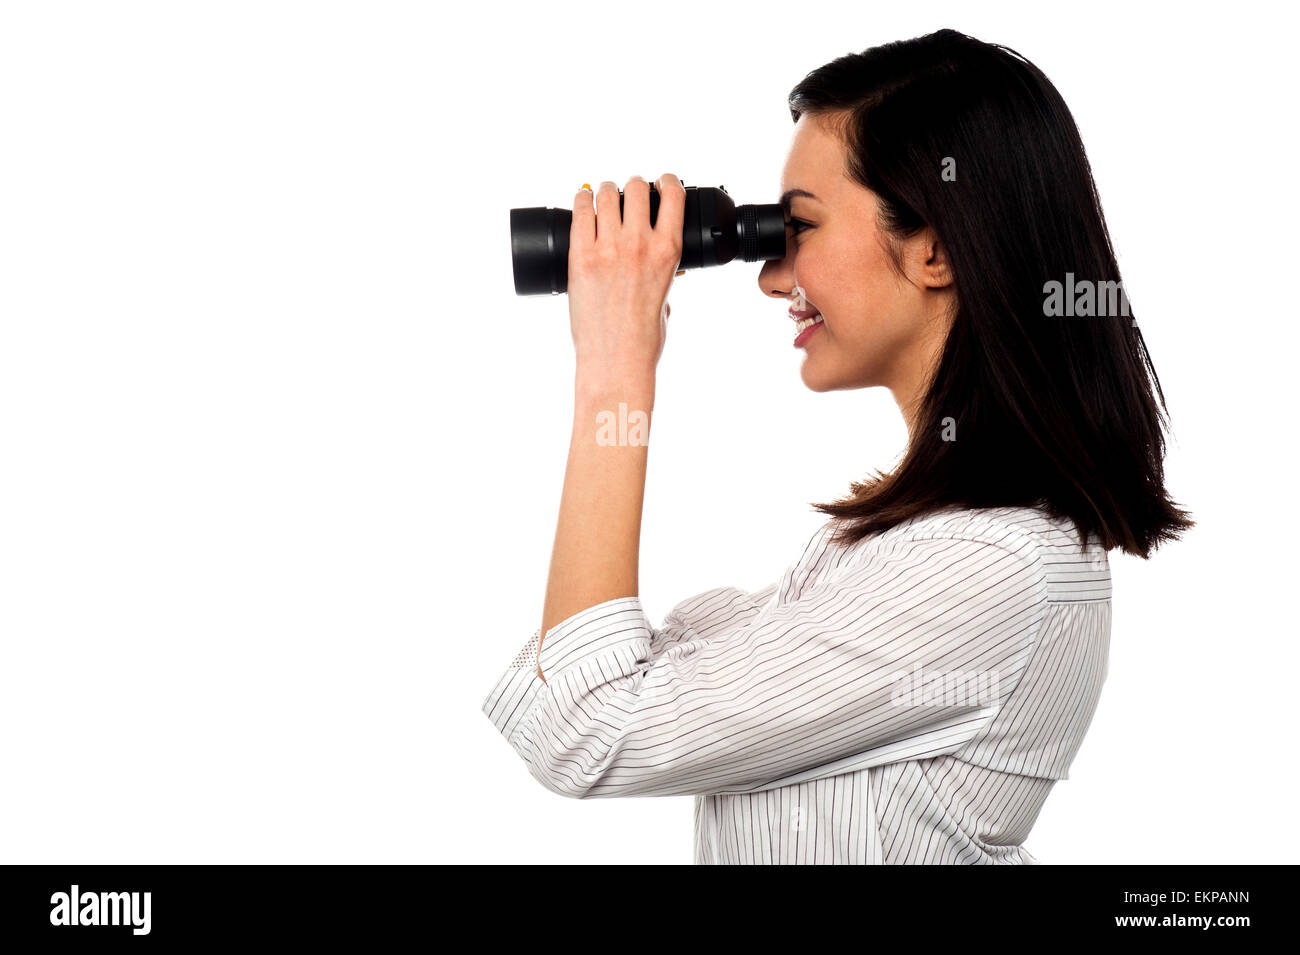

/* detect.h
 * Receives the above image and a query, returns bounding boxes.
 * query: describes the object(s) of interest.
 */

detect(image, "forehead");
[781,113,846,191]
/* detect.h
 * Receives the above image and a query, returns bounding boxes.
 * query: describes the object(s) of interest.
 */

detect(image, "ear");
[915,227,954,290]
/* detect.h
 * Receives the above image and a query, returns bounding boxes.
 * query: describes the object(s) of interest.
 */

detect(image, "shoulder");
[841,505,1110,606]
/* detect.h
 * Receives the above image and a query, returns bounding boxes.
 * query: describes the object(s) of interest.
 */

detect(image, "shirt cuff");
[537,596,652,684]
[480,596,654,749]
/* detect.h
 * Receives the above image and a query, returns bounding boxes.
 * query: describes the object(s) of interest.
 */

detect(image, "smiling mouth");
[793,314,824,347]
[793,313,823,334]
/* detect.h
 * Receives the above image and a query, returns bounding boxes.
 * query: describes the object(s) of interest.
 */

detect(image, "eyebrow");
[780,188,817,214]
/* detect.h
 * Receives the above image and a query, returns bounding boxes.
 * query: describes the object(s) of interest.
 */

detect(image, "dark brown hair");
[791,29,1192,557]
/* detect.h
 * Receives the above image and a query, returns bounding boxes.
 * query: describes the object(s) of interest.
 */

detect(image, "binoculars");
[509,181,788,295]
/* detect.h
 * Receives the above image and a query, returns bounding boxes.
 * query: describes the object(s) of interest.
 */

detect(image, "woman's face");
[758,112,956,418]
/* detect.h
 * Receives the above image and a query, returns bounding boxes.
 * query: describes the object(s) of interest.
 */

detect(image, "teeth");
[794,314,823,333]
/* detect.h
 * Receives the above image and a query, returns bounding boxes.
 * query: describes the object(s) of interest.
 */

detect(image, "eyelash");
[785,218,812,237]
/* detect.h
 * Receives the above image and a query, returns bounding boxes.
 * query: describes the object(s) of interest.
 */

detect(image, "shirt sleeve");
[479,581,778,750]
[647,582,780,658]
[480,535,1048,799]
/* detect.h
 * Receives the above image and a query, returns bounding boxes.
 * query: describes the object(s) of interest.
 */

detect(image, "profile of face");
[758,112,958,420]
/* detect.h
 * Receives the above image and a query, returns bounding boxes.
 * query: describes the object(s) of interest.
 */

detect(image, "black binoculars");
[509,181,788,295]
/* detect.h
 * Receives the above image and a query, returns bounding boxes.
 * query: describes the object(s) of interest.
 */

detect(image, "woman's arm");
[487,535,1050,799]
[536,175,684,678]
[538,369,655,678]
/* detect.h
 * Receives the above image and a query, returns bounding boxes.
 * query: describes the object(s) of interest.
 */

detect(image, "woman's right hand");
[566,175,684,382]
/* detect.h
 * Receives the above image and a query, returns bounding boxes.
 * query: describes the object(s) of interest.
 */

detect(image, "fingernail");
[580,183,591,191]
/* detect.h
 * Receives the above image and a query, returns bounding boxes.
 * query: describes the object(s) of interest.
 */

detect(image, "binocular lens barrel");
[510,183,787,296]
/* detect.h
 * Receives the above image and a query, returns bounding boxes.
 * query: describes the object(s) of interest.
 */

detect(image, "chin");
[799,368,837,392]
[799,359,877,393]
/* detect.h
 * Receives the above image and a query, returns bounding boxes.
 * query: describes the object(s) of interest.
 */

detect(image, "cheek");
[800,234,910,349]
[816,251,920,378]
[850,239,912,313]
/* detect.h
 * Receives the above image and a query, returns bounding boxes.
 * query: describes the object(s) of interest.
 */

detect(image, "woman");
[481,28,1192,864]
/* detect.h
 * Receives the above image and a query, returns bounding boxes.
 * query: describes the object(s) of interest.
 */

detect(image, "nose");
[758,255,796,303]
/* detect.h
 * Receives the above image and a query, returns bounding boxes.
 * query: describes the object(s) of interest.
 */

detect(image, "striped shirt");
[481,505,1110,864]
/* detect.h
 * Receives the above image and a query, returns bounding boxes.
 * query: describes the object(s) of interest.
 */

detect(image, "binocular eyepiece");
[509,182,788,295]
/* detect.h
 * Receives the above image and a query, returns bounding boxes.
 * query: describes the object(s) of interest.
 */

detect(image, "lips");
[793,317,823,348]
[789,306,821,321]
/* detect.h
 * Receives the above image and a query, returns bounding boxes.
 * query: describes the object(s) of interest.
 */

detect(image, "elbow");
[530,765,601,800]
[526,746,618,800]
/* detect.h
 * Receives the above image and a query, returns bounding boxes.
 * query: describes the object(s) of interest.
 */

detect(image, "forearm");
[538,368,656,671]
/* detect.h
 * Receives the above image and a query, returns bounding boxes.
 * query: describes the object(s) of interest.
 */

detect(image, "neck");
[893,298,953,446]
[897,390,925,445]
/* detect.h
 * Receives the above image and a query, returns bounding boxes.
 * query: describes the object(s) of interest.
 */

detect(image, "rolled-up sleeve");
[480,535,1047,799]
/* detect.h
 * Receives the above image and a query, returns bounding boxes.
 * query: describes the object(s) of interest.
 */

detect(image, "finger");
[571,183,595,252]
[593,181,619,242]
[654,173,686,267]
[622,175,650,237]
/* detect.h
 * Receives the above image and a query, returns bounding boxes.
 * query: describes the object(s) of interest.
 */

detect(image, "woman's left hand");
[566,175,685,381]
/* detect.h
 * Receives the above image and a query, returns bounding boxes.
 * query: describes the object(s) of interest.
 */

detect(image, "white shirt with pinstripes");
[481,505,1110,864]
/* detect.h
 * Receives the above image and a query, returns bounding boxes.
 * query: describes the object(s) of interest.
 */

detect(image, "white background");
[1,0,1295,864]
